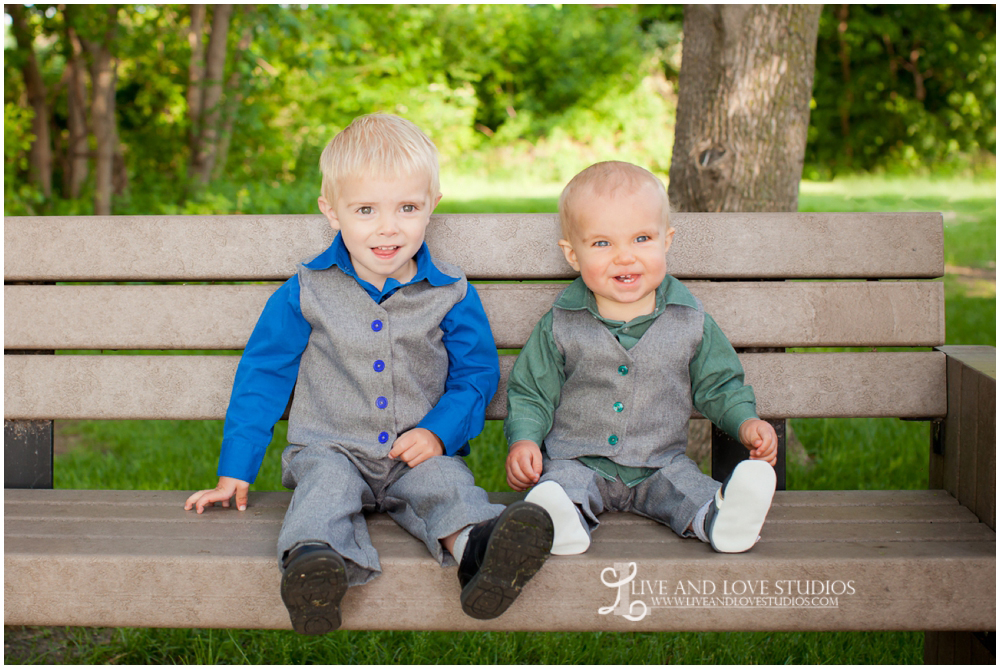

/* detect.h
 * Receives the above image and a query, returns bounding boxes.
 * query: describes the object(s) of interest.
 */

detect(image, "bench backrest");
[5,213,946,423]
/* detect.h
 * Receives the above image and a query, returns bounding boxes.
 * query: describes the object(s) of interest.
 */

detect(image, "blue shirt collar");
[303,233,458,302]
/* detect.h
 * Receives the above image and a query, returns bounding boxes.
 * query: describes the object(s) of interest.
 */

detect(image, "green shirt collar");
[553,274,698,325]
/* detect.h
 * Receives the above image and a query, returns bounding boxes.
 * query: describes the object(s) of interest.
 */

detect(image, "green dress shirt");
[505,275,758,487]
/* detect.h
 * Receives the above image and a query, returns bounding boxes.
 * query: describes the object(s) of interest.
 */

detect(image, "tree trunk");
[187,4,208,155]
[668,4,822,213]
[190,4,233,186]
[8,5,53,198]
[213,8,255,182]
[64,11,90,199]
[81,6,119,215]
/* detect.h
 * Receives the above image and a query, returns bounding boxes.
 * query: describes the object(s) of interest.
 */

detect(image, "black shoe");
[280,543,349,635]
[457,501,554,620]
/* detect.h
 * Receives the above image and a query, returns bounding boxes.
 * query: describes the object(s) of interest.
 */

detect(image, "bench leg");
[925,631,995,665]
[4,419,53,489]
[712,345,787,489]
[711,419,786,490]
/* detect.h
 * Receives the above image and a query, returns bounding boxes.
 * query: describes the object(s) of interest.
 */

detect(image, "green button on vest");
[613,402,624,412]
[608,435,619,445]
[618,365,629,375]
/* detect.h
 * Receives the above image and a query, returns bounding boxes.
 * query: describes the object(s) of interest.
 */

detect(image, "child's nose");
[615,247,636,264]
[376,214,400,235]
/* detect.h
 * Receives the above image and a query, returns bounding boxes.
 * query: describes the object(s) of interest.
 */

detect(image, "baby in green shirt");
[504,161,777,555]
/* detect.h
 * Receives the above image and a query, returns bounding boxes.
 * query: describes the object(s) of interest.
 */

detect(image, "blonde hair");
[558,161,670,239]
[319,113,440,204]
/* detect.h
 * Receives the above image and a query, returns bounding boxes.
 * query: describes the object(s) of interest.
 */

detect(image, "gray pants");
[278,443,504,586]
[540,450,721,538]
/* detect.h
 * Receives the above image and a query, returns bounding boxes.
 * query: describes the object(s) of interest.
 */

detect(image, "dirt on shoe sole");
[280,551,349,635]
[460,502,554,620]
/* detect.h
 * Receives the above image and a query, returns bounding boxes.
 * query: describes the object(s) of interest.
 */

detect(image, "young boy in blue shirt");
[186,114,552,634]
[505,161,777,556]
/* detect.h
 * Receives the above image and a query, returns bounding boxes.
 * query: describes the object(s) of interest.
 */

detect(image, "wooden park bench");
[4,212,995,663]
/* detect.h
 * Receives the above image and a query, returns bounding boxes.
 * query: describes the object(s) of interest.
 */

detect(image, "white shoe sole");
[524,481,591,555]
[709,460,776,553]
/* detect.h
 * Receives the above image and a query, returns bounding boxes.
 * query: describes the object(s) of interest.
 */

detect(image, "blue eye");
[358,206,373,215]
[401,204,416,213]
[594,240,610,247]
[636,235,650,243]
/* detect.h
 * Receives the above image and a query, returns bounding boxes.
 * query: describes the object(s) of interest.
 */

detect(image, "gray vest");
[287,261,467,460]
[545,297,705,468]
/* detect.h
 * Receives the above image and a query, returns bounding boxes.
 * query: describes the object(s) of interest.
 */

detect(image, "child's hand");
[506,440,543,492]
[184,476,250,514]
[739,419,778,466]
[389,428,444,468]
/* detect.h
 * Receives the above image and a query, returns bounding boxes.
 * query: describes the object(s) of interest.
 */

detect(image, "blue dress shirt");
[217,233,500,483]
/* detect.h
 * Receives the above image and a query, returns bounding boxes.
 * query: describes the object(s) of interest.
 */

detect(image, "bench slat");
[5,280,945,350]
[4,352,946,420]
[5,489,993,632]
[4,212,944,281]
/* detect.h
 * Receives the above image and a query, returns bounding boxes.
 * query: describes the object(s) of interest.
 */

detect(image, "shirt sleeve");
[689,312,759,440]
[217,276,312,482]
[503,310,566,449]
[417,282,501,456]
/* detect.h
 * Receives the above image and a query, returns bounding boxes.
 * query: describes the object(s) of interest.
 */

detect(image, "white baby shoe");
[705,460,776,553]
[524,481,591,555]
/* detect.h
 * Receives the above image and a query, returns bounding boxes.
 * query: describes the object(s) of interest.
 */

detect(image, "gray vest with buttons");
[286,260,466,460]
[545,295,705,468]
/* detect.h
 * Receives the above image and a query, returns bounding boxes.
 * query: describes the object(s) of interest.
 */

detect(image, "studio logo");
[598,562,649,621]
[598,562,856,621]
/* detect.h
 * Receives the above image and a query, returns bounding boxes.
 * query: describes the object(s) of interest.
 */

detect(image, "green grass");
[8,174,994,665]
[5,627,921,664]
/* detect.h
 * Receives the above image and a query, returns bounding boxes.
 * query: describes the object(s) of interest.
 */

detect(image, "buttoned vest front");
[287,260,466,459]
[544,294,705,469]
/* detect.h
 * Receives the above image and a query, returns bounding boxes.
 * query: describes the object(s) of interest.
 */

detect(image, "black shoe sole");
[460,501,554,620]
[280,549,348,635]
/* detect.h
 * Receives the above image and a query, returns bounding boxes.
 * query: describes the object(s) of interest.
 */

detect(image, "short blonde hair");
[319,113,440,204]
[558,161,670,239]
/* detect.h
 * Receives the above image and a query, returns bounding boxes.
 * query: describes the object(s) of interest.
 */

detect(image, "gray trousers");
[278,443,504,586]
[540,449,721,538]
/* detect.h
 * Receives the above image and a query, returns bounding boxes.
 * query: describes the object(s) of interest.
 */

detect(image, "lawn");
[5,175,994,664]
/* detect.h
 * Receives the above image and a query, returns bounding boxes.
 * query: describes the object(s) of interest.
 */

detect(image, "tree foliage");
[3,4,994,215]
[807,4,996,176]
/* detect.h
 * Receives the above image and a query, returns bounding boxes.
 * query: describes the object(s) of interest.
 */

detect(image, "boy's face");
[318,171,441,290]
[558,182,674,322]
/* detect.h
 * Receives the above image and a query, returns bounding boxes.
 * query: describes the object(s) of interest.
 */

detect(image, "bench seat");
[6,488,994,632]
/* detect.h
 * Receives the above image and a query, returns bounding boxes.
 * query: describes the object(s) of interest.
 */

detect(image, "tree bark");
[187,4,208,155]
[668,4,822,213]
[8,4,53,198]
[190,4,233,186]
[213,7,255,182]
[81,5,119,215]
[64,8,90,199]
[835,4,852,153]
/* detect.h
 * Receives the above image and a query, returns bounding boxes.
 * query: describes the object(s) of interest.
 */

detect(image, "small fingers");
[184,489,220,512]
[235,487,249,512]
[184,489,209,510]
[405,449,429,468]
[529,449,543,479]
[196,489,233,514]
[508,457,526,484]
[507,470,529,492]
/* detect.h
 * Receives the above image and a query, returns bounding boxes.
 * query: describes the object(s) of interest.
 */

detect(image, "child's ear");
[558,239,581,272]
[662,226,676,255]
[431,192,443,211]
[317,196,340,231]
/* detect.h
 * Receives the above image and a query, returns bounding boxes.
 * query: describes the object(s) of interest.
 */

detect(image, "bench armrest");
[931,346,996,529]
